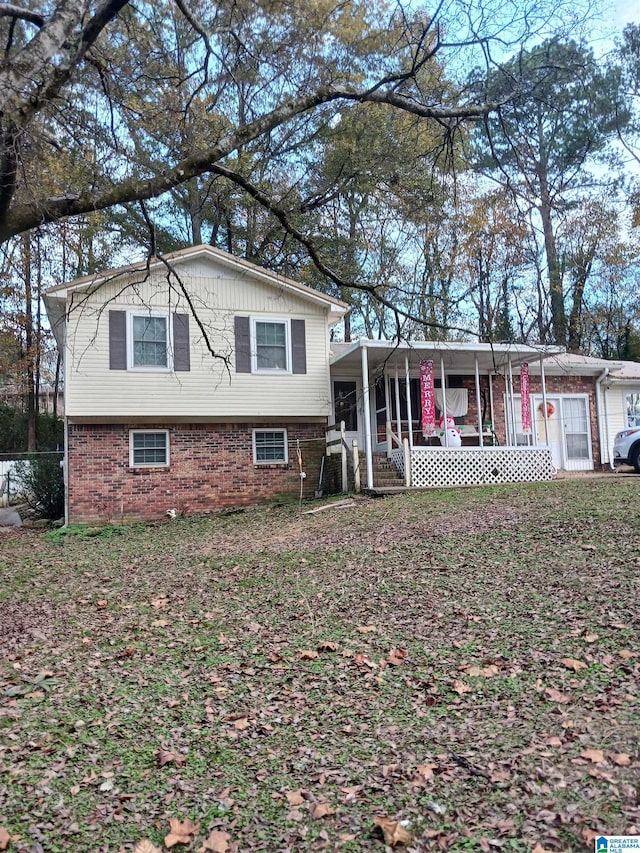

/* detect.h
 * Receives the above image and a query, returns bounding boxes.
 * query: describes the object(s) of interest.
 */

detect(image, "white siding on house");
[63,259,333,420]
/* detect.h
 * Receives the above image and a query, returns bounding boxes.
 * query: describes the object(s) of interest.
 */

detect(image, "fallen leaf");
[0,828,10,851]
[341,785,363,802]
[164,818,200,848]
[133,841,162,853]
[544,687,571,704]
[117,646,136,659]
[312,802,334,819]
[532,845,559,853]
[584,633,599,643]
[317,640,338,652]
[97,599,108,608]
[233,717,250,730]
[156,749,186,767]
[285,790,305,806]
[387,648,407,666]
[151,596,169,610]
[612,753,632,766]
[453,679,472,694]
[464,664,499,677]
[299,650,319,660]
[581,749,605,763]
[416,763,436,779]
[201,830,231,852]
[560,658,587,672]
[357,625,377,634]
[618,649,635,660]
[354,653,377,669]
[373,816,413,847]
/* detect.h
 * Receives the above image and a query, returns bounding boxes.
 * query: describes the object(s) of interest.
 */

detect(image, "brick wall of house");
[491,373,601,465]
[67,422,328,524]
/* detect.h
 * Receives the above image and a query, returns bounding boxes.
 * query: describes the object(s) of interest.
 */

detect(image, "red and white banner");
[520,362,531,432]
[420,360,436,435]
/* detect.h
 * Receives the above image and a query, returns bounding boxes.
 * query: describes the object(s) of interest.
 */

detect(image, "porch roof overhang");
[330,339,564,375]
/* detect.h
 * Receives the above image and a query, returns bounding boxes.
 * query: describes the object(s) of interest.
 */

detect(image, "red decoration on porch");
[420,360,436,435]
[538,401,555,418]
[520,362,531,432]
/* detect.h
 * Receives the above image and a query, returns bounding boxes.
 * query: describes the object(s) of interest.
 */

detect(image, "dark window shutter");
[173,313,190,371]
[109,310,127,370]
[234,316,251,373]
[291,319,306,374]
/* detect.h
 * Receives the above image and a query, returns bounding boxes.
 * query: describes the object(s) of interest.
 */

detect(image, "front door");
[534,395,593,471]
[534,396,563,468]
[333,380,360,447]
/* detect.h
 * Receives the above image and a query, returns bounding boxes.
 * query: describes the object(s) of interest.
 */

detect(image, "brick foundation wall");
[67,422,328,524]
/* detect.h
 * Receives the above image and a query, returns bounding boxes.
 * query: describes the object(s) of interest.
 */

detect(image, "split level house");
[44,245,640,524]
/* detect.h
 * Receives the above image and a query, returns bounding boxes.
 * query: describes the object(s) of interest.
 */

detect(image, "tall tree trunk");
[22,233,37,451]
[536,111,565,346]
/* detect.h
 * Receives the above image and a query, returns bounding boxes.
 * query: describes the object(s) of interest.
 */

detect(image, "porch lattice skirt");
[391,446,555,488]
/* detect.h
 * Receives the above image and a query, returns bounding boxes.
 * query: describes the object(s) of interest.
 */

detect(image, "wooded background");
[0,0,639,449]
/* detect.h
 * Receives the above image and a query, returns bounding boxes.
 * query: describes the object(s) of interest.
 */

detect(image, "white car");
[613,427,640,473]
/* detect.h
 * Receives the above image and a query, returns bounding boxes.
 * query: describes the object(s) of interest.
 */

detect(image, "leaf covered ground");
[0,478,639,853]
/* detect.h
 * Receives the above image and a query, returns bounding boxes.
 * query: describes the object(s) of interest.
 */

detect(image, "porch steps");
[370,452,404,488]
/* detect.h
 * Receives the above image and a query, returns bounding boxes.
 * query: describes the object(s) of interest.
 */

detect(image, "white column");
[440,356,448,445]
[405,355,414,449]
[394,367,402,445]
[384,372,392,455]
[361,344,374,490]
[474,355,483,448]
[540,355,549,446]
[489,373,495,444]
[507,356,518,445]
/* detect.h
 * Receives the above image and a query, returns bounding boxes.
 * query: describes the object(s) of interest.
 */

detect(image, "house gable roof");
[45,244,349,316]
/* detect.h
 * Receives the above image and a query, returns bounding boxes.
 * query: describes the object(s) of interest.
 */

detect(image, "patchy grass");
[0,478,639,853]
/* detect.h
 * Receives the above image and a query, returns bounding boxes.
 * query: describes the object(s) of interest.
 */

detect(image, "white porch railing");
[390,445,555,489]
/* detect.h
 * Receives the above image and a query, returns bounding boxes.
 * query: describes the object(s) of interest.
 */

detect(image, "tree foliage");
[473,38,629,348]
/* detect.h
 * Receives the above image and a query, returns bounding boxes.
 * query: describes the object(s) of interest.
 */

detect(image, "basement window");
[130,430,170,467]
[253,429,288,464]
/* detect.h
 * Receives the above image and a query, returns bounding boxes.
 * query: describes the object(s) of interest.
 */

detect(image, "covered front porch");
[329,339,563,490]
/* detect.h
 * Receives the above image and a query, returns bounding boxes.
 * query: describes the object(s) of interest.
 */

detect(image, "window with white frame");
[253,429,288,464]
[130,430,170,467]
[252,319,289,372]
[627,392,640,428]
[130,313,170,369]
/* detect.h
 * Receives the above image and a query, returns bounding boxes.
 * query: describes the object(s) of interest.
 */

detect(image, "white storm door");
[561,396,593,471]
[534,396,563,469]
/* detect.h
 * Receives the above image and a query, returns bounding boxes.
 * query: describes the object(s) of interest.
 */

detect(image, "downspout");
[596,368,611,469]
[63,416,69,527]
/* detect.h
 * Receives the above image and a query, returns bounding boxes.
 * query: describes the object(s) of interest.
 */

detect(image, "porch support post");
[405,355,414,449]
[361,344,374,490]
[507,356,517,445]
[474,355,483,448]
[540,354,549,446]
[384,373,392,457]
[394,367,402,445]
[489,373,495,443]
[440,356,448,445]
